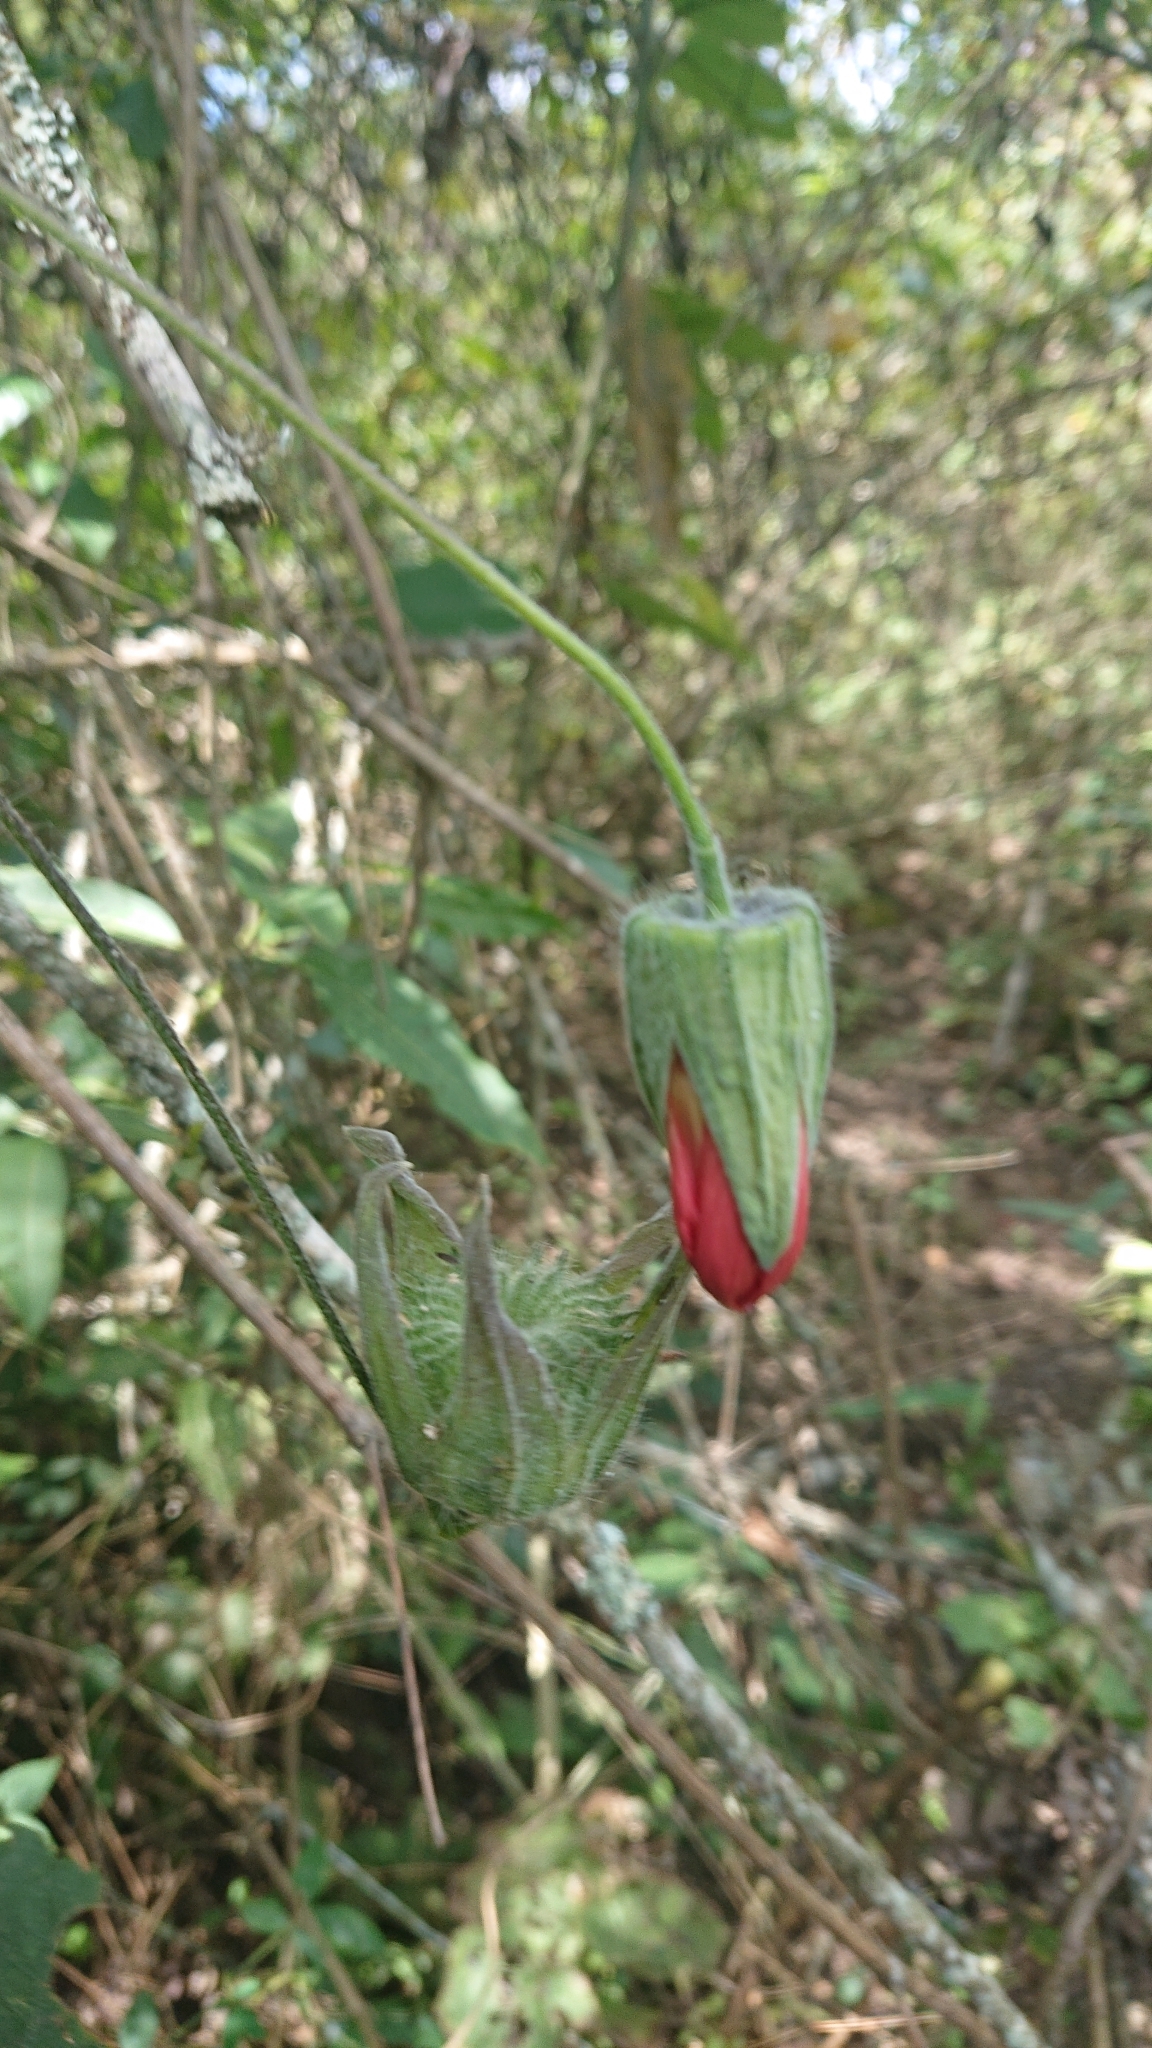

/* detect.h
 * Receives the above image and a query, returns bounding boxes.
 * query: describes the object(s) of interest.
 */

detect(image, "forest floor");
[6,916,1152,2048]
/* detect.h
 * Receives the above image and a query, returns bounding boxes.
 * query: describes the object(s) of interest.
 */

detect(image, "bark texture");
[0,13,261,523]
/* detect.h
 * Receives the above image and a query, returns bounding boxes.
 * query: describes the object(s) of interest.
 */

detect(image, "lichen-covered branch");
[579,1520,1049,2048]
[0,11,260,523]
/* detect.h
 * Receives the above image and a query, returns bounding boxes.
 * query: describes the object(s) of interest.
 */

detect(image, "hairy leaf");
[0,1830,100,2047]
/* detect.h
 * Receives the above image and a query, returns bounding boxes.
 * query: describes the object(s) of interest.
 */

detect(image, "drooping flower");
[623,887,833,1310]
[665,1051,809,1310]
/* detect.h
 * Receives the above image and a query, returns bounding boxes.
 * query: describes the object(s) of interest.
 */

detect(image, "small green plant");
[0,1758,101,2047]
[435,1809,726,2047]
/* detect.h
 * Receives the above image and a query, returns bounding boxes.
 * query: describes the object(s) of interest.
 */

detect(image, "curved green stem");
[0,174,733,918]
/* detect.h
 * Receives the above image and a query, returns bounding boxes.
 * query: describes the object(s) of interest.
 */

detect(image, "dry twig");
[1042,1724,1152,2042]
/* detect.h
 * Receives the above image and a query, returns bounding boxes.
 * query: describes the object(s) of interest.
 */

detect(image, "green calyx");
[349,1130,688,1529]
[622,887,835,1269]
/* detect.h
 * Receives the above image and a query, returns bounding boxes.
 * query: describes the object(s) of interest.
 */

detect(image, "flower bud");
[350,1130,687,1528]
[622,887,833,1310]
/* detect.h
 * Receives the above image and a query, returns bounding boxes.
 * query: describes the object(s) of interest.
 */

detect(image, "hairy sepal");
[350,1133,688,1528]
[622,887,833,1271]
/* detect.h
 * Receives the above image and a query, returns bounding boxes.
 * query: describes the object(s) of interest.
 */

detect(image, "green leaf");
[77,1646,122,1699]
[220,792,299,881]
[937,1593,1052,1656]
[0,1136,68,1336]
[238,1895,291,1936]
[0,869,183,951]
[56,475,118,565]
[304,946,544,1159]
[105,76,170,161]
[831,1379,987,1428]
[0,1829,101,2047]
[581,1876,726,1981]
[835,1968,871,2008]
[722,320,793,369]
[604,575,748,658]
[768,1631,826,1711]
[313,1902,388,1960]
[1027,1924,1061,1967]
[221,2013,266,2048]
[117,1993,160,2048]
[290,1836,330,1903]
[675,0,788,45]
[373,875,564,943]
[393,559,523,642]
[206,798,354,947]
[633,1548,707,1594]
[1089,1660,1145,1727]
[82,324,124,392]
[175,1378,246,1519]
[669,37,795,134]
[649,285,726,345]
[242,881,351,948]
[0,1453,37,1488]
[1003,1697,1056,1750]
[422,877,565,943]
[693,375,726,453]
[547,826,635,902]
[0,1758,60,1823]
[0,375,53,440]
[98,1105,181,1149]
[672,571,750,655]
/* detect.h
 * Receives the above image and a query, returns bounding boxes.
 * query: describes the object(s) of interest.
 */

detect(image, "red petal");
[666,1052,809,1312]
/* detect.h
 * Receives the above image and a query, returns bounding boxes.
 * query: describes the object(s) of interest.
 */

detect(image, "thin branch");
[1100,1134,1152,1226]
[0,572,625,910]
[365,1438,448,1848]
[308,641,627,907]
[210,179,425,718]
[523,964,620,1187]
[843,1179,908,1546]
[552,0,660,561]
[0,515,158,607]
[0,13,260,522]
[0,993,378,1451]
[989,880,1048,1073]
[92,672,219,956]
[406,1619,526,1801]
[88,753,179,913]
[259,1806,447,1950]
[0,874,358,1304]
[462,1530,1007,2048]
[0,980,1032,2048]
[240,1826,385,2048]
[0,168,728,910]
[1042,1723,1152,2042]
[714,1309,745,1456]
[526,1530,563,1799]
[0,789,368,1387]
[574,1520,1049,2048]
[773,1287,845,1392]
[177,0,200,337]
